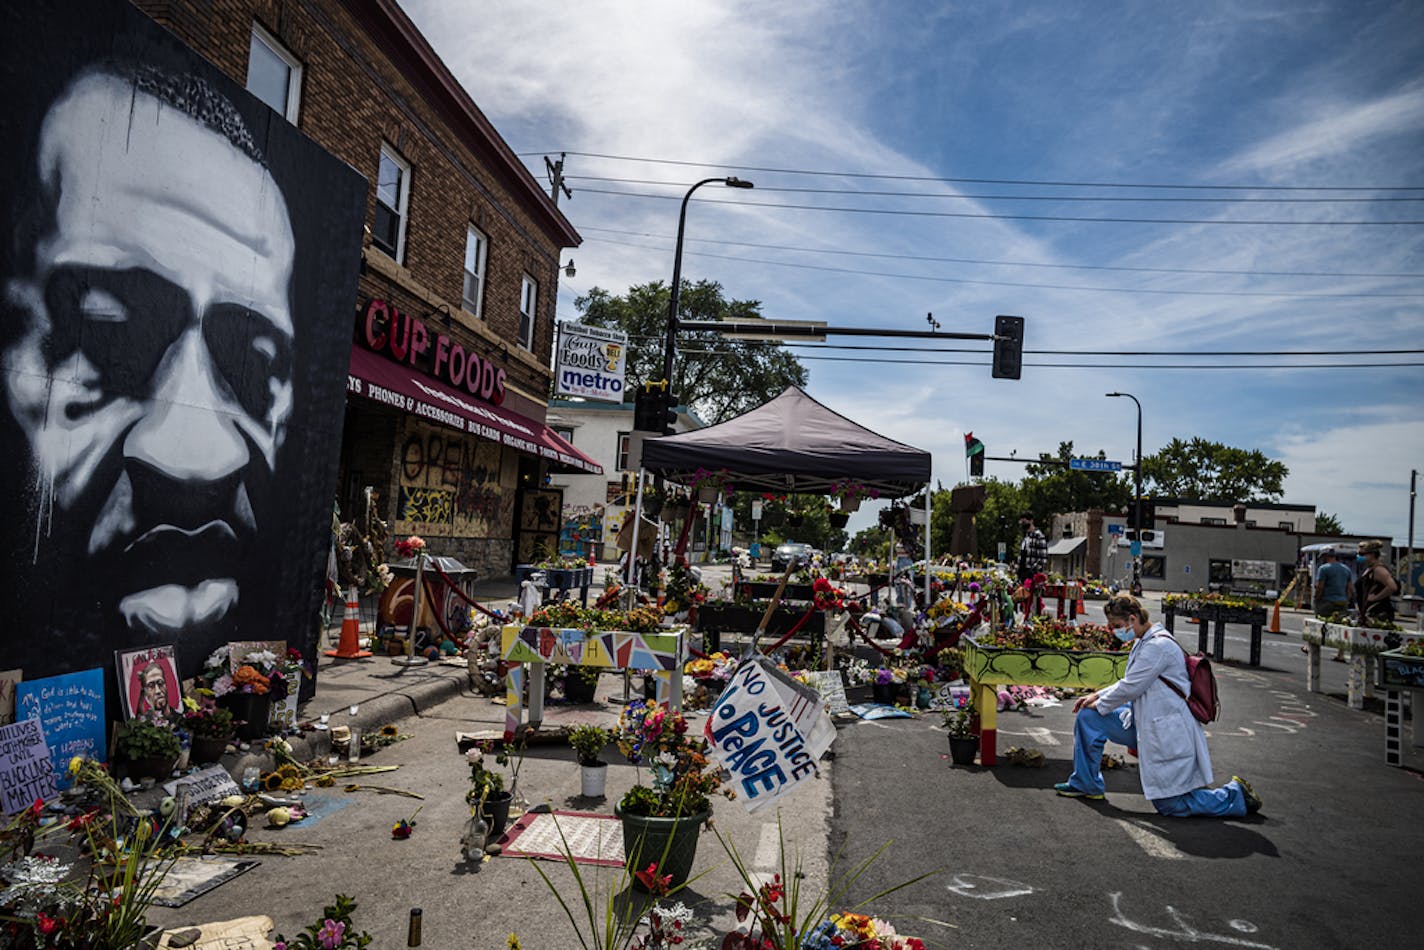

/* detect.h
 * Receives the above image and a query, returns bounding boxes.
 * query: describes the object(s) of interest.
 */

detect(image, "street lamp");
[1107,391,1143,595]
[660,176,755,385]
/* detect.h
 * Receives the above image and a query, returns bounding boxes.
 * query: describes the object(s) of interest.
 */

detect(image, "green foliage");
[575,280,808,423]
[969,477,1026,561]
[115,718,181,761]
[941,699,976,738]
[1141,436,1288,503]
[848,524,891,557]
[272,893,374,949]
[1021,441,1133,522]
[1315,511,1344,535]
[567,724,610,766]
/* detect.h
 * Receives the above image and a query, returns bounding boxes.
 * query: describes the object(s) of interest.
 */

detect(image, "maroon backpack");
[1159,644,1220,724]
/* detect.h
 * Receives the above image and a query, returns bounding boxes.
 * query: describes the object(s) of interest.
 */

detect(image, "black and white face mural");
[0,1,366,684]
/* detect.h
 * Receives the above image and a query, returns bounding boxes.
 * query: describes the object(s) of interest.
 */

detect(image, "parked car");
[771,542,811,572]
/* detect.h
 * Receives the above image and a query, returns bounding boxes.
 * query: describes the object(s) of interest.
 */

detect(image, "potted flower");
[689,467,732,505]
[116,715,182,779]
[942,698,978,766]
[182,696,236,764]
[612,700,730,890]
[464,741,513,841]
[568,723,610,798]
[870,667,905,706]
[829,478,879,514]
[562,664,602,705]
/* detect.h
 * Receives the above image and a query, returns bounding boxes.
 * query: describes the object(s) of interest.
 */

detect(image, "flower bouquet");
[614,700,730,820]
[689,467,733,505]
[393,534,426,560]
[829,478,879,513]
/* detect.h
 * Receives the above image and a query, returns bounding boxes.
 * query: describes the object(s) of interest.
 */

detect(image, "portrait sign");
[15,669,106,789]
[115,645,181,721]
[0,0,367,687]
[0,718,58,813]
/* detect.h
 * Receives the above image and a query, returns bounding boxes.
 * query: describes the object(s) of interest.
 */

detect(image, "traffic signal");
[661,391,680,436]
[632,385,657,432]
[970,448,984,477]
[992,314,1024,380]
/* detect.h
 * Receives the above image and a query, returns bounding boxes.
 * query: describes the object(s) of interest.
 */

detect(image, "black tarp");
[639,386,931,497]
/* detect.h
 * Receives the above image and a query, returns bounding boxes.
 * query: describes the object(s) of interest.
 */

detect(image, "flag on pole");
[965,432,984,458]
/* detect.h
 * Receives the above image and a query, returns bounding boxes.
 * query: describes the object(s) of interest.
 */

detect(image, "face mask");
[1356,555,1366,564]
[1113,625,1135,643]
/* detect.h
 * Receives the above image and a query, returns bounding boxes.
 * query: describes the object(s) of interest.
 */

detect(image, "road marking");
[1107,892,1277,948]
[997,726,1062,746]
[1114,819,1187,860]
[1251,720,1296,733]
[945,873,1034,900]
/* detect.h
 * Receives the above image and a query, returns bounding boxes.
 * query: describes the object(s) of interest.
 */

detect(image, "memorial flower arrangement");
[811,577,846,611]
[464,744,508,808]
[115,715,182,763]
[872,667,908,686]
[529,602,667,634]
[926,596,970,621]
[393,534,426,559]
[828,478,879,512]
[271,893,373,949]
[684,651,736,682]
[663,560,709,615]
[614,700,731,818]
[978,618,1120,653]
[688,467,733,501]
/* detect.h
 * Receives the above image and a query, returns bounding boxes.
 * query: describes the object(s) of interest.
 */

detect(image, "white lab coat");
[1094,624,1213,800]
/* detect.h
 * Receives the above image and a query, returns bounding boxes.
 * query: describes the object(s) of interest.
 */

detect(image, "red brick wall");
[132,0,564,402]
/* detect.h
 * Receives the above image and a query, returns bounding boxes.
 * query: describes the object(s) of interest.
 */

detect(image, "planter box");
[963,635,1130,690]
[514,565,595,606]
[1378,648,1424,689]
[1301,618,1421,657]
[1164,603,1268,666]
[735,581,819,602]
[697,604,825,637]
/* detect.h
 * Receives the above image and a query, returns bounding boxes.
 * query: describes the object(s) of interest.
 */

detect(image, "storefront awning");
[1047,537,1086,556]
[347,347,603,474]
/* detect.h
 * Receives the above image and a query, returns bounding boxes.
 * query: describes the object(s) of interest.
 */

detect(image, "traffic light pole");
[1107,392,1144,596]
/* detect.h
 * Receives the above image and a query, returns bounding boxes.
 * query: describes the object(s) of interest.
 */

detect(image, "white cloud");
[1274,418,1424,540]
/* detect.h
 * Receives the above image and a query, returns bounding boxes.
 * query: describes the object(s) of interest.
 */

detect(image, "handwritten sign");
[798,670,850,715]
[165,765,243,825]
[0,670,20,726]
[704,658,835,814]
[0,718,57,813]
[15,669,105,789]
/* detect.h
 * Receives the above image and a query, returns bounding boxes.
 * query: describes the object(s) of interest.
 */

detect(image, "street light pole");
[660,176,754,386]
[1107,391,1143,595]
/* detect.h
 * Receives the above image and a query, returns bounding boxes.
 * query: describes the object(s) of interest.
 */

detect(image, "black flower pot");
[190,735,232,765]
[828,512,850,530]
[480,791,514,840]
[563,672,599,704]
[616,804,708,890]
[220,692,273,741]
[948,735,980,766]
[871,681,899,705]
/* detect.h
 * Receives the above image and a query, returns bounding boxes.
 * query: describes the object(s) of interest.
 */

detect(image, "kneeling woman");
[1054,595,1261,818]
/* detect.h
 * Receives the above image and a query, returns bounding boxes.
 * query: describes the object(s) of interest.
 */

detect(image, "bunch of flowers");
[614,700,731,818]
[688,467,733,500]
[528,603,667,634]
[801,913,925,950]
[912,664,936,686]
[828,479,880,509]
[464,741,511,808]
[926,596,970,620]
[181,696,236,740]
[978,619,1120,653]
[272,893,373,949]
[811,577,846,611]
[838,656,874,686]
[872,667,908,686]
[534,555,590,570]
[684,651,736,682]
[663,560,710,615]
[393,534,426,559]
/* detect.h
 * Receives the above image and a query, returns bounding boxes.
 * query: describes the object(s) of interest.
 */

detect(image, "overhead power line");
[592,235,1424,298]
[577,186,1424,226]
[566,175,1424,203]
[578,225,1424,280]
[523,150,1424,192]
[678,350,1424,370]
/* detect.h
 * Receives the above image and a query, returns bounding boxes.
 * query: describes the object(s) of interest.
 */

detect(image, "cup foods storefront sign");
[361,298,507,406]
[555,322,627,402]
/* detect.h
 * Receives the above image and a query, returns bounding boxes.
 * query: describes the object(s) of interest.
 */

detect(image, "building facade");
[135,0,601,577]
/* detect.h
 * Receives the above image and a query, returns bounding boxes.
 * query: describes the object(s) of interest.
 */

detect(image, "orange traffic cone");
[326,586,373,658]
[1269,600,1282,634]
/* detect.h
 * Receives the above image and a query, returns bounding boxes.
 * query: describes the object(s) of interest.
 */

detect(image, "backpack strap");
[1152,631,1191,704]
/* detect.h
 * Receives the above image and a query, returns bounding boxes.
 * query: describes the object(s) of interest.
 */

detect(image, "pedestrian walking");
[1017,512,1047,584]
[1053,595,1262,818]
[1356,540,1399,623]
[1312,550,1354,662]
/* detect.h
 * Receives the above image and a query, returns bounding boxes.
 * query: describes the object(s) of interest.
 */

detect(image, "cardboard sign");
[799,670,850,716]
[15,669,105,789]
[0,670,20,726]
[0,718,58,813]
[165,765,243,825]
[705,657,835,814]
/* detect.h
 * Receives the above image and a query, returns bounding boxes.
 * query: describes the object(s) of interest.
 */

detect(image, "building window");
[552,425,574,445]
[1279,521,1293,530]
[463,226,488,317]
[373,145,411,263]
[1201,517,1227,526]
[519,274,538,350]
[616,431,630,471]
[246,24,302,122]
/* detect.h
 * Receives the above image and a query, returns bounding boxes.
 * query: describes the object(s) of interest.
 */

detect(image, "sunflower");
[261,771,284,791]
[380,724,399,737]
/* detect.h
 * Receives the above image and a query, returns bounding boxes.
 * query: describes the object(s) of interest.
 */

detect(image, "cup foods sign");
[555,322,627,402]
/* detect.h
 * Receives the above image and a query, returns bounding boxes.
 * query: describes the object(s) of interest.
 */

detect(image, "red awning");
[347,347,603,474]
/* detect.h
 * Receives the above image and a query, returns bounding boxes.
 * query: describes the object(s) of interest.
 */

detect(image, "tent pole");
[924,488,932,605]
[627,468,647,590]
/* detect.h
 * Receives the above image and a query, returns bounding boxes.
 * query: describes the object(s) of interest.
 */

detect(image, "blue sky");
[406,0,1424,542]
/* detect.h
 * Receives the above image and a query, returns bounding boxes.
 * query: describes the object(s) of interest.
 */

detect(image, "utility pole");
[544,153,572,207]
[1408,468,1418,597]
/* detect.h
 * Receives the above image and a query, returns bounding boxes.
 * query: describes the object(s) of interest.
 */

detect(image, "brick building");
[134,0,601,577]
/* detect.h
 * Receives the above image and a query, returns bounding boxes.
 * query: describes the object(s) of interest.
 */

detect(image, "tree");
[1140,437,1288,503]
[849,525,892,558]
[1020,441,1133,523]
[574,280,808,424]
[968,478,1025,561]
[1315,512,1344,535]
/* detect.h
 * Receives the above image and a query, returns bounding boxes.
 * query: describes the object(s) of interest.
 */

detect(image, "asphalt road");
[828,604,1424,950]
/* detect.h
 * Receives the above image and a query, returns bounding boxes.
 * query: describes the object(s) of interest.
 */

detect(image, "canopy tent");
[639,386,931,497]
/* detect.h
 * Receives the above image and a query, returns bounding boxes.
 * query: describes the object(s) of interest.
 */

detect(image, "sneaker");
[1232,775,1262,814]
[1054,781,1104,800]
